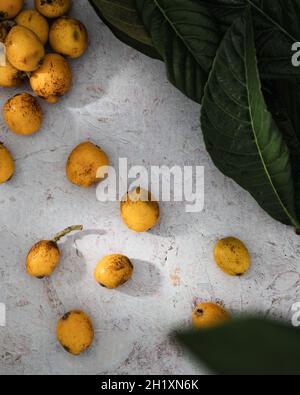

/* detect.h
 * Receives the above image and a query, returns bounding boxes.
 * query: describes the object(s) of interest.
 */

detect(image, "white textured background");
[1,0,300,375]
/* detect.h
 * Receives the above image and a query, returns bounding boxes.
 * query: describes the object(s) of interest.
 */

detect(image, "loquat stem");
[52,225,83,243]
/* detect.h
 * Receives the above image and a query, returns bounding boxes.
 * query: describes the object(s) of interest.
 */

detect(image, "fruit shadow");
[57,229,107,284]
[119,259,162,298]
[146,202,199,238]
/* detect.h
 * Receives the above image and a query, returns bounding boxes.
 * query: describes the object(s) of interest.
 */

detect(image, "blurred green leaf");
[176,317,300,375]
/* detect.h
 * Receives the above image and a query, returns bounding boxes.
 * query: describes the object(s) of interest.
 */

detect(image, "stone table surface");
[1,0,300,375]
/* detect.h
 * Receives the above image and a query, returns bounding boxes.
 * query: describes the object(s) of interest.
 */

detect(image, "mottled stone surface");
[0,0,300,375]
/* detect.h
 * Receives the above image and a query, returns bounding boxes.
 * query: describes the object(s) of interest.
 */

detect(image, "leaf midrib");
[219,0,297,42]
[153,0,207,69]
[244,11,299,228]
[246,0,296,42]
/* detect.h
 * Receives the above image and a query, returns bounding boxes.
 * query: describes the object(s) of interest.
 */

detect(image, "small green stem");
[52,225,83,243]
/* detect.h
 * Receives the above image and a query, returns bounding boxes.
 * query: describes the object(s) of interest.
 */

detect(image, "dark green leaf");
[272,81,300,143]
[201,10,300,227]
[264,80,300,223]
[201,0,300,79]
[89,0,161,59]
[176,317,300,375]
[136,0,221,103]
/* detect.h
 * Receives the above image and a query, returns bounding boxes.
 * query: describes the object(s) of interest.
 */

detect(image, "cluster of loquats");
[24,194,250,355]
[0,0,87,181]
[23,138,160,355]
[24,141,161,355]
[0,0,161,353]
[1,1,253,357]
